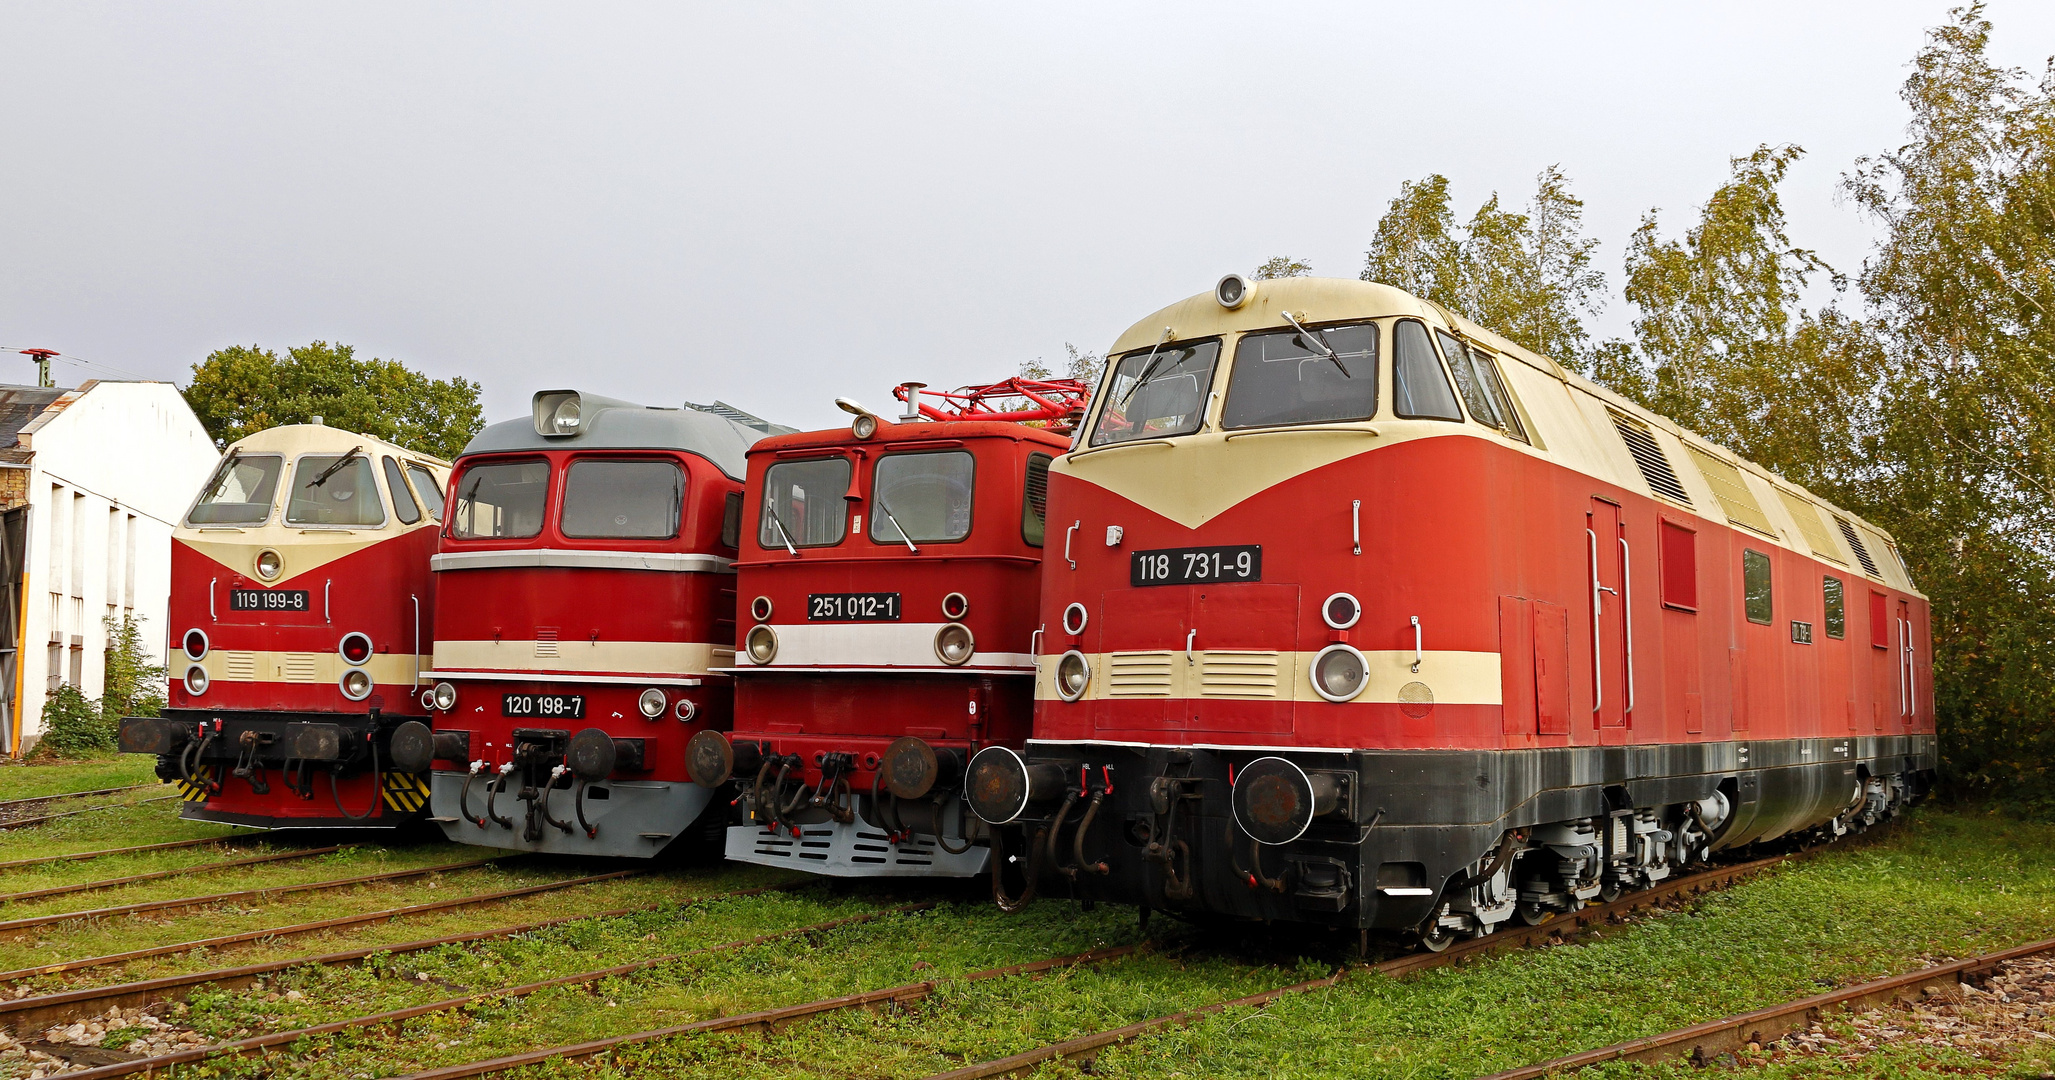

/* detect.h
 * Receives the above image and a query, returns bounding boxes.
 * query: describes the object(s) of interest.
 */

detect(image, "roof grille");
[1836,516,1882,577]
[1776,489,1846,565]
[1608,411,1690,505]
[1685,446,1779,537]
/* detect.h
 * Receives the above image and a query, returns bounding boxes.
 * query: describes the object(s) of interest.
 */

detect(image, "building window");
[1743,550,1773,625]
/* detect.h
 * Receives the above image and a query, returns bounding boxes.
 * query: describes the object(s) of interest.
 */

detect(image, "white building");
[0,381,218,753]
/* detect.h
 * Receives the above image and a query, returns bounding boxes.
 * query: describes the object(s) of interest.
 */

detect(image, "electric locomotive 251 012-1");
[685,378,1087,876]
[409,391,790,857]
[119,422,452,828]
[967,275,1935,946]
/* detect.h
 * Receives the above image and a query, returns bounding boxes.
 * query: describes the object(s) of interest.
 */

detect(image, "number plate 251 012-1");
[807,593,902,620]
[1130,545,1262,587]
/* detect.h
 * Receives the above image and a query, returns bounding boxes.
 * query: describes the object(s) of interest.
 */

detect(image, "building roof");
[0,385,72,465]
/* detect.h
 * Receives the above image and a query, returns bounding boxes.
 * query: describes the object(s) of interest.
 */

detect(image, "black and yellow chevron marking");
[177,767,217,802]
[382,771,429,813]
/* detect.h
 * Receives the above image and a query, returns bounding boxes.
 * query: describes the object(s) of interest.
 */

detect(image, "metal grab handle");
[1619,536,1634,715]
[1352,500,1361,556]
[1186,629,1197,665]
[1029,627,1044,660]
[209,578,218,621]
[1065,520,1080,570]
[1588,529,1602,714]
[1410,616,1421,673]
[412,594,421,687]
[325,580,332,624]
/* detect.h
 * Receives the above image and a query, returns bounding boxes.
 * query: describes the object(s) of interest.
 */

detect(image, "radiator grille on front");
[220,652,256,681]
[1685,446,1779,537]
[1836,516,1882,577]
[1106,651,1175,697]
[1199,651,1280,698]
[282,653,318,682]
[1609,411,1691,505]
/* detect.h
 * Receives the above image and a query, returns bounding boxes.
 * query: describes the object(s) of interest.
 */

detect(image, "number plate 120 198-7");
[1130,545,1262,587]
[807,593,902,620]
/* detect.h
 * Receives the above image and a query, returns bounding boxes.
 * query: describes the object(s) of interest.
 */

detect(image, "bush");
[28,614,166,761]
[35,684,114,757]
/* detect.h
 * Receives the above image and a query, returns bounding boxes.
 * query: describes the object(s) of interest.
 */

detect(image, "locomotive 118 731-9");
[120,421,451,828]
[967,275,1935,947]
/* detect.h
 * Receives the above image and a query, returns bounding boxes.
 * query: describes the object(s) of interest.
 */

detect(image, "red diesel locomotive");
[119,422,451,828]
[968,275,1935,944]
[411,391,786,857]
[685,378,1087,877]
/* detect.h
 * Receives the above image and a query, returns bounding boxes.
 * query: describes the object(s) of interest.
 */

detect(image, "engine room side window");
[1021,452,1052,547]
[721,491,743,549]
[871,451,975,545]
[561,460,684,539]
[285,454,386,528]
[187,453,283,526]
[1743,549,1773,625]
[1221,322,1378,430]
[1392,320,1464,422]
[406,463,446,521]
[1823,576,1846,638]
[1660,520,1697,611]
[450,460,550,539]
[761,457,850,548]
[383,457,422,525]
[1437,330,1500,429]
[1088,339,1221,447]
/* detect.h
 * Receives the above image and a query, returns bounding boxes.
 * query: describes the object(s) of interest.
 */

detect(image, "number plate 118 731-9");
[1131,545,1262,587]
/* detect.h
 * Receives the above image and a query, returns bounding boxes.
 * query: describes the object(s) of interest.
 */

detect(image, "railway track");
[0,844,340,905]
[0,787,156,814]
[0,796,180,832]
[0,838,229,873]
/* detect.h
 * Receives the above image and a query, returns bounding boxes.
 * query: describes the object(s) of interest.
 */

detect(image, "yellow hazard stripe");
[382,771,428,813]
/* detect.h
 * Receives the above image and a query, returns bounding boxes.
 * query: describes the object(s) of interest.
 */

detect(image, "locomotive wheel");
[1516,902,1552,926]
[1598,880,1623,904]
[1415,922,1454,953]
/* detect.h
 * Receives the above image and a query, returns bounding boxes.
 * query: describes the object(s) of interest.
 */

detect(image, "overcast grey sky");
[3,2,2051,433]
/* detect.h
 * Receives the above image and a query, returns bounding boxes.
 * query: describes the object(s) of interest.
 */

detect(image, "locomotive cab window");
[760,457,850,548]
[405,463,446,521]
[285,453,386,528]
[720,491,743,549]
[187,453,283,526]
[450,460,550,539]
[1021,452,1052,546]
[1438,331,1529,442]
[1088,339,1221,447]
[383,457,422,525]
[561,459,684,539]
[1392,320,1464,422]
[871,451,974,545]
[1824,576,1846,638]
[1743,549,1773,625]
[1221,321,1377,430]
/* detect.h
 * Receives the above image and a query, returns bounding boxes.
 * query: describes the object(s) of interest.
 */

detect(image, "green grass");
[0,756,160,802]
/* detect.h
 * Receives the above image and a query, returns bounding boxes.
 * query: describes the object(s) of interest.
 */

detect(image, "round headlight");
[674,698,698,722]
[745,624,778,664]
[551,396,581,435]
[934,623,974,666]
[852,414,878,440]
[255,550,283,581]
[1055,650,1090,701]
[432,681,457,712]
[338,632,374,666]
[750,596,773,621]
[182,629,208,662]
[1311,644,1369,703]
[340,668,374,701]
[941,592,969,620]
[1322,592,1362,630]
[1216,272,1250,309]
[637,688,666,719]
[1062,602,1088,636]
[183,665,209,697]
[419,688,436,711]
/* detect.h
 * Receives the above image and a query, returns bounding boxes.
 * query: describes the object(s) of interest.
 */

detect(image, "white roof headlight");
[637,688,667,719]
[533,391,583,437]
[852,414,878,439]
[1312,644,1369,703]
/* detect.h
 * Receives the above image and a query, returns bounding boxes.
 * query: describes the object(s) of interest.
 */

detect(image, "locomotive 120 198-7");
[967,275,1935,946]
[687,377,1086,878]
[411,391,787,856]
[119,421,451,828]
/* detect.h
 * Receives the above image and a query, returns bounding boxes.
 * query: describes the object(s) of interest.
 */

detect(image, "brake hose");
[751,758,777,829]
[573,779,597,838]
[992,824,1043,914]
[1071,791,1109,876]
[330,738,382,822]
[485,763,515,828]
[459,761,488,827]
[539,765,575,834]
[1046,791,1081,881]
[934,791,975,855]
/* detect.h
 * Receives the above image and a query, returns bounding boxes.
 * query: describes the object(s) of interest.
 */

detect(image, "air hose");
[485,763,515,828]
[539,765,575,834]
[991,824,1044,914]
[459,760,488,827]
[329,738,382,822]
[933,791,975,855]
[574,779,597,838]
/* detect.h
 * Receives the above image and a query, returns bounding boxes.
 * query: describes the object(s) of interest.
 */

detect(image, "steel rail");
[0,869,646,984]
[0,845,340,905]
[0,838,229,873]
[0,796,180,831]
[1473,932,2055,1079]
[56,902,950,1080]
[922,851,1800,1080]
[0,785,156,812]
[0,856,495,935]
[389,942,1143,1080]
[0,877,807,1030]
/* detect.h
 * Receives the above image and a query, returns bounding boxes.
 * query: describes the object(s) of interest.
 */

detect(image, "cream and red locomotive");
[967,276,1935,944]
[685,378,1086,876]
[119,422,451,828]
[413,391,785,857]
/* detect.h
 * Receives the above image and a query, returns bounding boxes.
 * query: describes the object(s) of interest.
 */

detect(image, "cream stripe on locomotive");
[194,650,425,685]
[431,639,736,677]
[1033,649,1503,705]
[737,622,1033,671]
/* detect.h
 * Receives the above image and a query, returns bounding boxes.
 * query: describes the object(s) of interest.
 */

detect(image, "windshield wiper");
[763,504,800,556]
[1280,311,1351,377]
[200,448,243,501]
[306,446,365,489]
[873,495,919,555]
[1116,327,1178,409]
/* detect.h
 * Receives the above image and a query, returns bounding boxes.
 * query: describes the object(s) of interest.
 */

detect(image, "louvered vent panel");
[1685,446,1779,537]
[1776,489,1846,565]
[1608,411,1691,505]
[282,653,319,682]
[1199,651,1279,698]
[534,628,559,658]
[220,652,257,681]
[1836,516,1881,577]
[1106,651,1174,697]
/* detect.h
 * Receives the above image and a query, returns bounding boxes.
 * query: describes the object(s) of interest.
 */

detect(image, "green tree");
[101,614,167,725]
[1361,175,1464,306]
[1019,343,1103,383]
[1253,256,1313,280]
[183,341,484,460]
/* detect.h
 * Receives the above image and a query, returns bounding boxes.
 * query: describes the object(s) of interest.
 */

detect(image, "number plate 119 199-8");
[1131,545,1262,587]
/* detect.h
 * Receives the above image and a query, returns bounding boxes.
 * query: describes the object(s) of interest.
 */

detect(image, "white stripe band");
[431,549,735,573]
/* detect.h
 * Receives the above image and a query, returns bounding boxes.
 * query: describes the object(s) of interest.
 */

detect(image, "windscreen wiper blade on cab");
[306,446,365,489]
[1280,311,1351,377]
